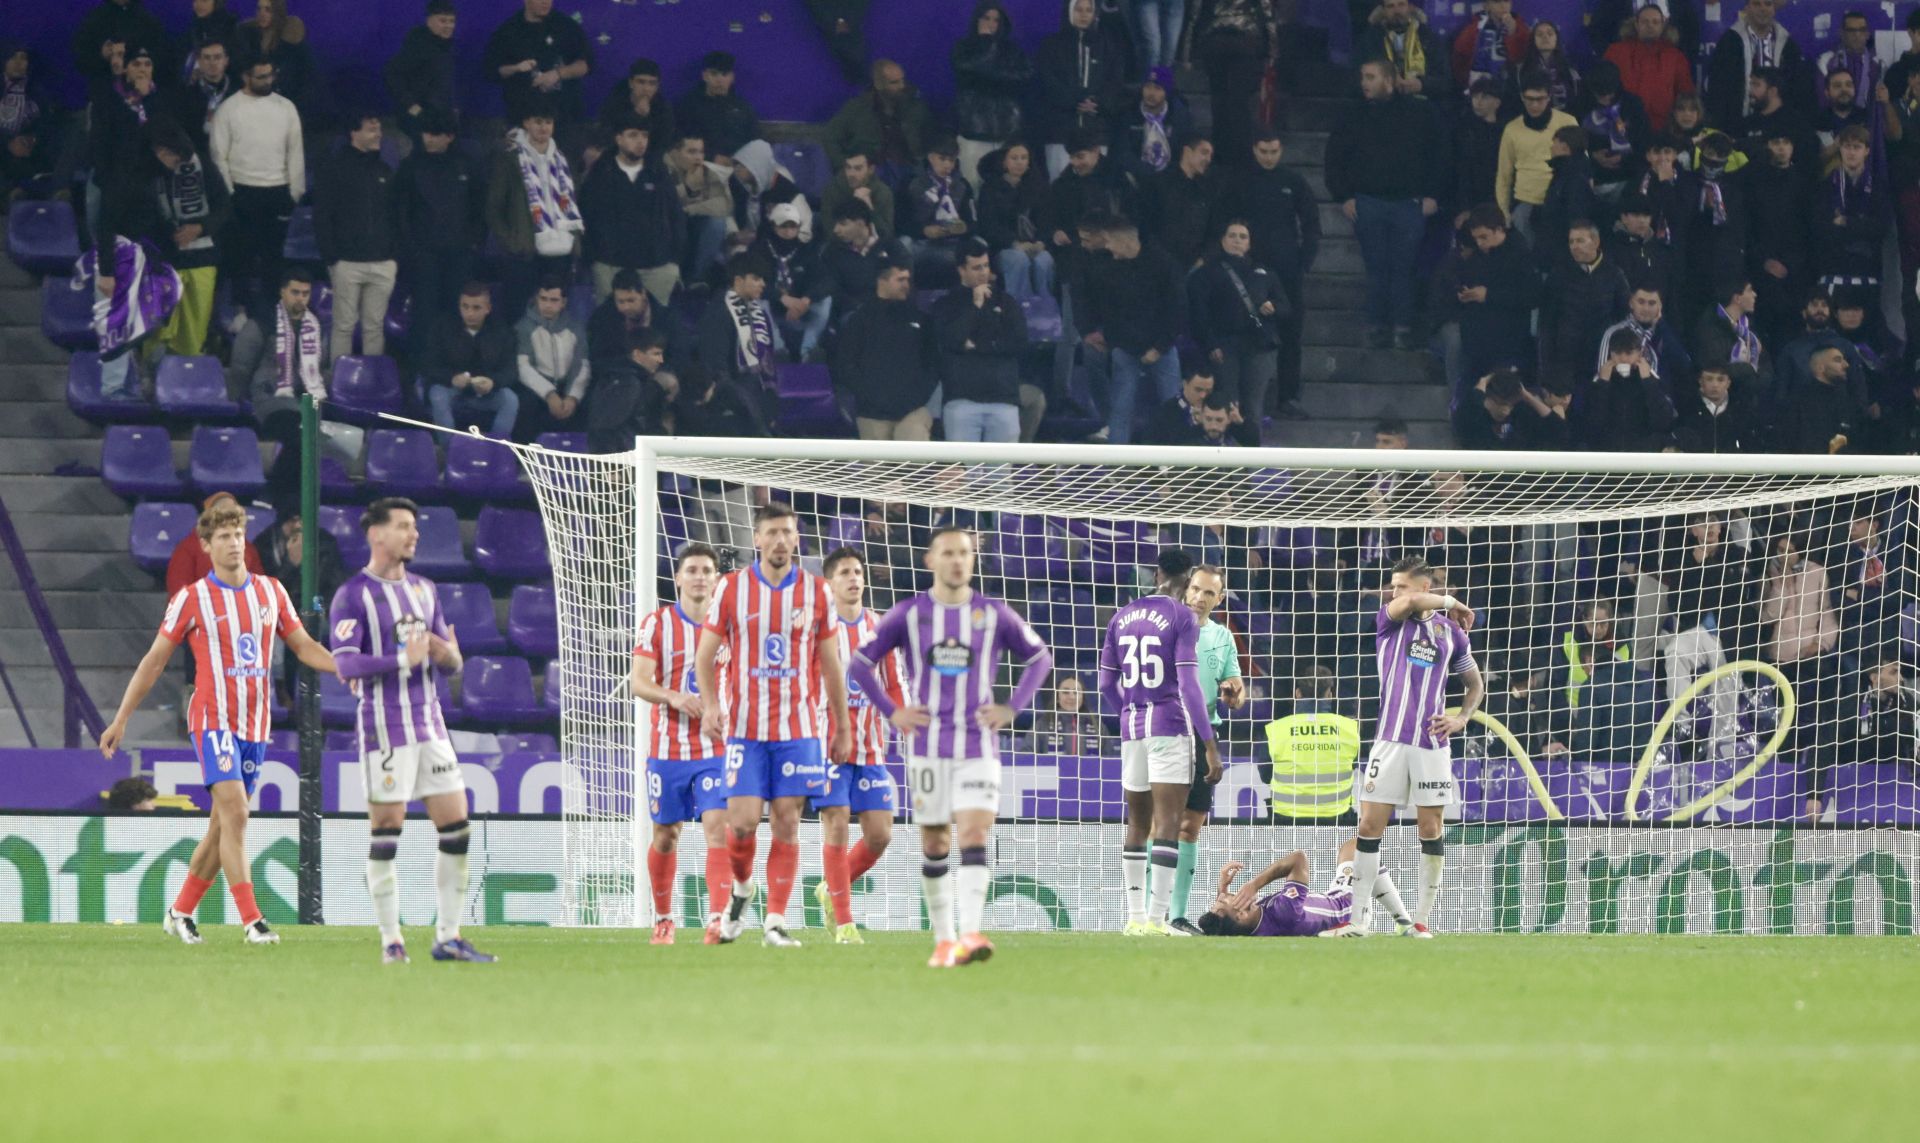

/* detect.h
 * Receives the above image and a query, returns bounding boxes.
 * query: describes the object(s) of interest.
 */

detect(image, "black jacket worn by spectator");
[818,234,905,326]
[72,0,169,80]
[1225,160,1320,282]
[1735,106,1821,178]
[1451,109,1505,216]
[1454,396,1517,450]
[394,147,484,254]
[1542,255,1629,377]
[974,154,1054,252]
[1744,160,1812,276]
[115,146,230,273]
[932,284,1028,406]
[483,9,594,123]
[89,75,166,225]
[1188,253,1286,357]
[596,89,676,148]
[1706,22,1811,127]
[951,2,1034,142]
[676,373,770,438]
[1084,243,1185,355]
[1356,18,1452,105]
[1034,4,1127,145]
[168,73,236,155]
[1510,405,1573,450]
[676,89,761,161]
[420,318,518,391]
[1145,165,1223,268]
[1605,227,1679,303]
[386,24,458,122]
[1674,389,1768,453]
[1534,153,1595,265]
[748,229,827,307]
[1454,233,1538,368]
[1046,153,1139,240]
[1693,307,1773,390]
[579,154,685,271]
[587,359,670,454]
[1140,396,1205,445]
[1572,365,1676,451]
[1324,93,1447,204]
[312,147,397,265]
[905,164,977,241]
[1814,168,1891,285]
[833,297,940,419]
[1781,377,1865,454]
[586,294,689,372]
[1111,97,1197,181]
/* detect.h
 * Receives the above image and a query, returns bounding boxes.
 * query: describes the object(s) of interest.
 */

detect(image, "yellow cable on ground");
[1622,659,1796,824]
[1446,707,1563,820]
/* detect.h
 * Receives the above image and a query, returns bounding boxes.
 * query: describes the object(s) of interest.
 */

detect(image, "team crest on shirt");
[383,774,395,791]
[217,753,234,773]
[255,604,276,626]
[971,607,988,629]
[1283,886,1299,898]
[789,608,807,631]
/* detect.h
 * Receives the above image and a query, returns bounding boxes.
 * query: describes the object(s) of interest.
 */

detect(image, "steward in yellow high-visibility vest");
[1265,699,1361,819]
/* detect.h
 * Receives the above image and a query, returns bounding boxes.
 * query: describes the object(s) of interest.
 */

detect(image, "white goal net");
[510,437,1920,935]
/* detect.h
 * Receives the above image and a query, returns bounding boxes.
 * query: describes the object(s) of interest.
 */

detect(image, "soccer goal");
[508,435,1920,935]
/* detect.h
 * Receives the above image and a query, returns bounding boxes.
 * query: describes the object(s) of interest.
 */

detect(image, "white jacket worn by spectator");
[514,306,591,401]
[210,88,306,199]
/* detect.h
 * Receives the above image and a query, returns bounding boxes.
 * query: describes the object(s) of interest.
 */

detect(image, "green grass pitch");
[1,926,1914,1140]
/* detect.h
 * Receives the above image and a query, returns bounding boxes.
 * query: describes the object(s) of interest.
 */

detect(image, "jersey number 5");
[1118,635,1164,689]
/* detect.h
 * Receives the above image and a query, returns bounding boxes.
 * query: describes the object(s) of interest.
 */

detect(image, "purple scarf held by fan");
[723,289,775,380]
[80,237,179,362]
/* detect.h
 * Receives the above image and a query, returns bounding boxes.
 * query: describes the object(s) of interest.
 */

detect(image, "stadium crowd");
[5,0,1919,814]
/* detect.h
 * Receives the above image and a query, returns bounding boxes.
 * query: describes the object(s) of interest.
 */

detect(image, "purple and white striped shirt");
[328,569,453,752]
[849,592,1052,762]
[1374,605,1475,749]
[1098,594,1214,742]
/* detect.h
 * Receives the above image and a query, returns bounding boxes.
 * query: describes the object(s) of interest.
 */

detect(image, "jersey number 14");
[1118,635,1164,689]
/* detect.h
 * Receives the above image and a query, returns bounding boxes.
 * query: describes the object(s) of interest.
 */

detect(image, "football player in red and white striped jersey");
[695,502,852,947]
[100,499,338,946]
[810,546,903,943]
[630,543,732,945]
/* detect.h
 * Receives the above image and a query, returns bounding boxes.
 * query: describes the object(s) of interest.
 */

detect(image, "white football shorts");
[363,738,466,804]
[1355,740,1455,808]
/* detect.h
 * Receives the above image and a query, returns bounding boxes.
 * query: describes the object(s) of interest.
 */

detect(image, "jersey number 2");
[1118,635,1164,689]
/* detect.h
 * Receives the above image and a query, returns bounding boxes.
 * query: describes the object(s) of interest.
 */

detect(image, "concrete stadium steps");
[1301,345,1441,387]
[0,476,126,515]
[0,589,163,630]
[0,364,69,402]
[1298,380,1446,421]
[0,327,70,365]
[1265,417,1452,449]
[0,284,41,327]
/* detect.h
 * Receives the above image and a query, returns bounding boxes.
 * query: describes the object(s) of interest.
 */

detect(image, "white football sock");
[956,847,990,935]
[1147,839,1179,924]
[1374,869,1412,925]
[367,857,400,944]
[922,854,956,943]
[434,821,471,944]
[1351,841,1382,931]
[1121,844,1148,923]
[1416,837,1445,927]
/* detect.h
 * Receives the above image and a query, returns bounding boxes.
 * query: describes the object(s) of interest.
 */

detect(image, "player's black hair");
[1196,910,1252,936]
[752,501,797,529]
[1157,548,1196,581]
[675,542,720,572]
[821,545,865,578]
[1390,554,1433,580]
[107,776,158,810]
[362,496,420,533]
[925,524,975,550]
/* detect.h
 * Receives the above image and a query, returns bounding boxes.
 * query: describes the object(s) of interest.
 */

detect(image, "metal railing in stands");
[0,494,106,749]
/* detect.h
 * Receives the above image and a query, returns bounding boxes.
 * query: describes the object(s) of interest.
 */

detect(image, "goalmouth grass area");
[1,927,1913,1140]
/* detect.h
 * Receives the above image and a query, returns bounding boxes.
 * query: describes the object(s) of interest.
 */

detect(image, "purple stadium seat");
[772,140,829,200]
[435,582,509,654]
[282,204,319,262]
[7,199,81,274]
[268,729,299,751]
[320,672,357,727]
[473,506,550,579]
[68,353,157,423]
[317,452,356,499]
[495,732,558,754]
[245,503,275,542]
[318,504,371,569]
[324,730,358,751]
[364,429,443,499]
[445,433,525,500]
[189,425,266,499]
[508,584,558,658]
[543,664,562,716]
[101,425,184,498]
[1018,293,1063,342]
[382,292,412,347]
[912,289,947,312]
[155,355,241,418]
[535,432,588,454]
[328,355,404,423]
[40,276,97,350]
[409,504,472,580]
[776,363,832,398]
[129,502,196,572]
[461,655,545,726]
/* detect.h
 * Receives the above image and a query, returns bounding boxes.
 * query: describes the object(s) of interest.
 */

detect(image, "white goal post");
[500,433,1920,935]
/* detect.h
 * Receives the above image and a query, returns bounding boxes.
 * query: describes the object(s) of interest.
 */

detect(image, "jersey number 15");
[1118,635,1164,689]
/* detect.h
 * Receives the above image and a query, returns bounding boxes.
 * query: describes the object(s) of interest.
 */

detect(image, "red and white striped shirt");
[159,573,303,742]
[830,609,903,766]
[702,564,833,742]
[635,603,728,761]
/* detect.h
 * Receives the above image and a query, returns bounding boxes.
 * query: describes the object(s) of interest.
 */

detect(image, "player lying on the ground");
[1196,839,1416,937]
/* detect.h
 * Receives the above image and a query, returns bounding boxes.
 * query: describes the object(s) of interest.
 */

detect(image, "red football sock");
[847,839,880,883]
[173,874,214,916]
[766,839,799,918]
[230,881,262,927]
[646,848,676,921]
[704,844,733,919]
[822,843,852,925]
[727,832,757,884]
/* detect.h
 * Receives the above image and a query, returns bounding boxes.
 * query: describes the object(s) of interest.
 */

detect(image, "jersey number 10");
[1118,635,1164,689]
